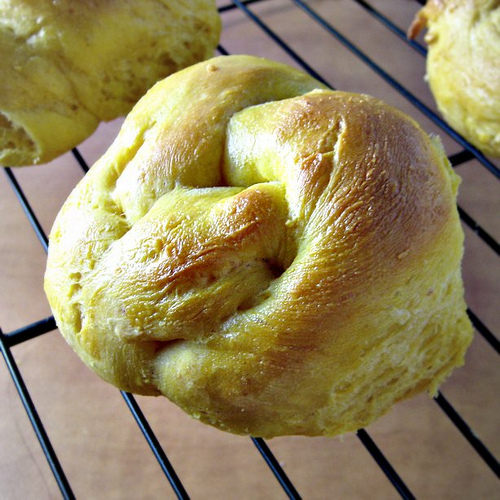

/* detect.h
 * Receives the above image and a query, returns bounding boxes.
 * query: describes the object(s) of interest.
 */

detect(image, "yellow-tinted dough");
[409,0,500,157]
[0,0,220,166]
[45,55,473,438]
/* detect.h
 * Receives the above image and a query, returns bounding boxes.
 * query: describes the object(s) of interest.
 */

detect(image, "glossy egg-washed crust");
[45,55,473,438]
[0,0,220,166]
[408,0,500,157]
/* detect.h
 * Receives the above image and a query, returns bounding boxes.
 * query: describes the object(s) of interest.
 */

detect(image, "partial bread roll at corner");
[0,0,220,166]
[408,0,500,157]
[44,55,473,438]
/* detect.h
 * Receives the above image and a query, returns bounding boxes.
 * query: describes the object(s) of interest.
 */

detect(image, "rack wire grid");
[1,0,498,498]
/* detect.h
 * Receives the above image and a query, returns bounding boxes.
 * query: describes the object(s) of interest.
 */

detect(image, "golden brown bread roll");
[44,55,473,438]
[408,0,500,157]
[0,0,220,166]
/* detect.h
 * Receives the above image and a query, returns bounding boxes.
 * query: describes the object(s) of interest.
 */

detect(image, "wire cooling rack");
[1,1,499,498]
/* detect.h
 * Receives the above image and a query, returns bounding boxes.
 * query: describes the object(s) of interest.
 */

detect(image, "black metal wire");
[467,309,500,355]
[218,0,264,13]
[121,392,190,499]
[251,437,302,499]
[357,429,416,500]
[434,392,500,478]
[351,0,427,57]
[4,316,57,348]
[448,150,475,167]
[4,167,49,252]
[217,44,230,56]
[458,206,500,256]
[71,148,89,173]
[0,328,75,500]
[231,0,332,88]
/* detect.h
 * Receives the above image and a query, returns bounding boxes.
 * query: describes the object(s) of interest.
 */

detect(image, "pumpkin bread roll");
[0,0,220,166]
[45,55,473,438]
[408,0,500,157]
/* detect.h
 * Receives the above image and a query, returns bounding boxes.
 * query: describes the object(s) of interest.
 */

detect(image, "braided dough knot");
[45,56,472,437]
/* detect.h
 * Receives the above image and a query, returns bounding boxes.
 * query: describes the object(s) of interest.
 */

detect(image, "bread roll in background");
[44,55,473,438]
[0,0,220,166]
[408,0,500,157]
